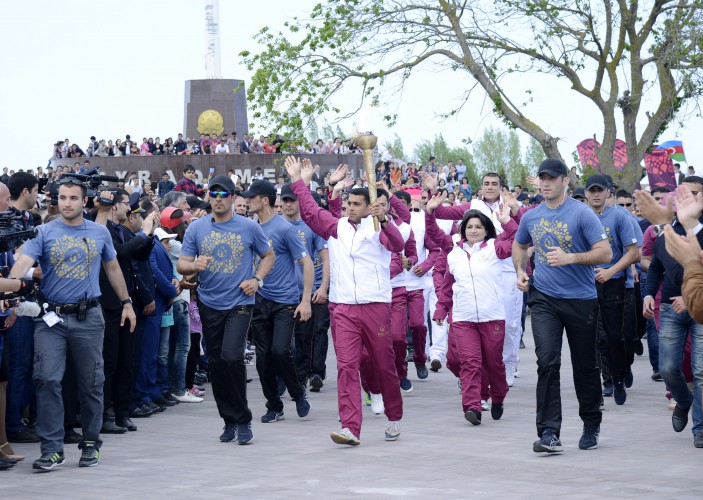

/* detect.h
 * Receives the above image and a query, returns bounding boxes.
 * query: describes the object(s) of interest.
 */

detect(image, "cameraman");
[5,172,41,445]
[10,177,135,470]
[93,189,154,434]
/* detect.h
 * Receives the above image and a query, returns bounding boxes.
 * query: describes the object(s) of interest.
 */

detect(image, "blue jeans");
[158,300,190,395]
[639,274,659,372]
[658,303,703,434]
[6,317,34,433]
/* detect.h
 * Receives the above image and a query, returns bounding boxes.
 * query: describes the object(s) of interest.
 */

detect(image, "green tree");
[241,0,703,191]
[383,133,405,159]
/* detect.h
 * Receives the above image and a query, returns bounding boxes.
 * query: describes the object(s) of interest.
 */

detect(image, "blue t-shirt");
[595,205,638,280]
[258,215,308,304]
[22,219,116,303]
[516,197,608,299]
[181,214,270,310]
[288,219,327,291]
[622,211,643,288]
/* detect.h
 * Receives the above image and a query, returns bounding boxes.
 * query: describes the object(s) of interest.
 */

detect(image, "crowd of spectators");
[50,134,367,161]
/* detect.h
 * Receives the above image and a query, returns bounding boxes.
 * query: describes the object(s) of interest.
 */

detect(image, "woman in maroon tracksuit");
[427,194,517,425]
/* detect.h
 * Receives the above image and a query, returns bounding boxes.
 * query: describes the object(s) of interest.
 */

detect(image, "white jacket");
[328,216,392,304]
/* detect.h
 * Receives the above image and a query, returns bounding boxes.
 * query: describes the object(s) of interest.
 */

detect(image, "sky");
[1,0,701,174]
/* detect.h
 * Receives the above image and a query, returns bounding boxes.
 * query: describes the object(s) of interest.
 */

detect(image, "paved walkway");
[3,322,702,499]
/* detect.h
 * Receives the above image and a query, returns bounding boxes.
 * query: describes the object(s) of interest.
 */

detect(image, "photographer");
[10,177,135,471]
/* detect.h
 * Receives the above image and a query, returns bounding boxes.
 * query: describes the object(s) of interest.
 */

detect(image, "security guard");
[10,178,136,471]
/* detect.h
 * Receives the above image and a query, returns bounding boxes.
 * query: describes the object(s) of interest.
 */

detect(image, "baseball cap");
[585,174,610,191]
[160,207,185,229]
[537,158,568,178]
[240,179,277,199]
[154,228,177,241]
[208,174,236,193]
[603,174,616,191]
[572,187,586,199]
[186,195,211,210]
[280,184,297,201]
[128,192,144,214]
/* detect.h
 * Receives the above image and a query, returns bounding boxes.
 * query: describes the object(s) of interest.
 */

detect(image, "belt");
[44,299,100,315]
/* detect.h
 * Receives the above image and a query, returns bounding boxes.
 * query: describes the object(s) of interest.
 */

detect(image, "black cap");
[186,195,211,210]
[280,184,297,201]
[128,192,144,214]
[585,174,609,191]
[537,158,568,178]
[603,174,616,191]
[208,174,236,193]
[240,179,277,199]
[572,187,586,199]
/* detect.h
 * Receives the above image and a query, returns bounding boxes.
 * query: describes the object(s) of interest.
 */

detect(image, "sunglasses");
[209,190,232,199]
[411,208,422,212]
[58,177,84,186]
[618,202,632,207]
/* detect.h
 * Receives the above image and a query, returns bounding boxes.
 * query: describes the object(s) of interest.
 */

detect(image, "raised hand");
[633,189,674,225]
[329,164,348,185]
[496,202,511,224]
[420,171,438,193]
[284,156,302,182]
[425,191,447,215]
[300,159,314,185]
[502,187,519,214]
[526,175,540,190]
[674,184,703,227]
[331,176,355,199]
[664,224,702,267]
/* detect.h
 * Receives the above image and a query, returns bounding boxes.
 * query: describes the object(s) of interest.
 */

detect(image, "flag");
[655,140,686,162]
[644,149,677,191]
[576,138,628,172]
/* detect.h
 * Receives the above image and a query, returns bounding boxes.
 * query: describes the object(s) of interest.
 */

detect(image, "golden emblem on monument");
[197,109,225,135]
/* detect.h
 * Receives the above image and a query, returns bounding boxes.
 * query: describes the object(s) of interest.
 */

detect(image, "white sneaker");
[481,400,490,411]
[506,366,515,387]
[370,393,384,415]
[173,391,203,403]
[384,420,401,441]
[331,427,360,446]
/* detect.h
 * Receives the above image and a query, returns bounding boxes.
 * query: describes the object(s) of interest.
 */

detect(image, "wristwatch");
[120,298,133,306]
[255,277,264,289]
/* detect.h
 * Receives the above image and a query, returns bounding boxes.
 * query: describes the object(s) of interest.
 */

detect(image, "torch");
[355,132,379,231]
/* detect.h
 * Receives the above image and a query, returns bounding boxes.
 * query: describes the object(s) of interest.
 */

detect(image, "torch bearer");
[355,132,379,231]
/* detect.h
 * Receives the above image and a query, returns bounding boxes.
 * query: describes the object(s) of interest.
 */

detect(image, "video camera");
[48,167,120,207]
[0,208,36,253]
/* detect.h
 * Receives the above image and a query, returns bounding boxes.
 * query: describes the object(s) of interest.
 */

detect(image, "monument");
[183,0,249,141]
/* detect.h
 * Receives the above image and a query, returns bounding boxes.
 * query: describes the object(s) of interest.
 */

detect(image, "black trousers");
[252,294,304,412]
[102,307,138,420]
[294,299,315,384]
[528,288,602,437]
[596,277,628,384]
[185,331,201,390]
[198,301,253,425]
[310,301,331,379]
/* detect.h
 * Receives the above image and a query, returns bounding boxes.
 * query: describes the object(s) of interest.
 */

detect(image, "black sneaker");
[32,451,65,471]
[8,427,40,443]
[0,456,15,470]
[416,365,429,380]
[295,394,311,418]
[309,375,323,392]
[116,418,137,432]
[163,393,180,405]
[651,371,663,381]
[130,405,154,418]
[78,441,100,467]
[625,369,634,388]
[399,377,413,393]
[101,419,127,434]
[672,404,690,432]
[694,431,703,448]
[613,381,627,405]
[602,385,614,397]
[533,429,563,453]
[491,402,504,421]
[261,410,285,423]
[145,401,166,413]
[578,425,600,450]
[237,424,254,445]
[220,424,237,442]
[464,409,481,425]
[154,396,177,407]
[519,338,526,349]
